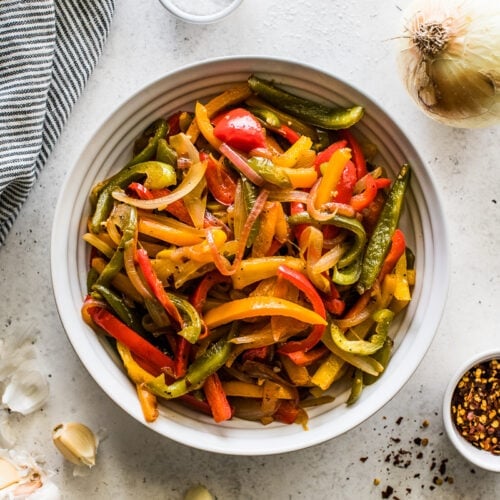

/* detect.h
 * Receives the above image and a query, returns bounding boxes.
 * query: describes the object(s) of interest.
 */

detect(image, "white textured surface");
[0,0,499,498]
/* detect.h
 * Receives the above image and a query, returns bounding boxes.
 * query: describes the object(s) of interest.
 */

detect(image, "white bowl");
[443,349,500,472]
[51,56,449,455]
[158,0,243,24]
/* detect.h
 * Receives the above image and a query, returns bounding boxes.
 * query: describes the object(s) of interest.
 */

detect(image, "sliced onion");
[112,160,207,210]
[336,308,373,329]
[207,189,269,276]
[267,189,309,203]
[219,142,265,186]
[310,243,345,274]
[123,243,154,300]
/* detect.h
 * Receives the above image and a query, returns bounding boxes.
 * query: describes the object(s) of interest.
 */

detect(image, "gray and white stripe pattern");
[0,0,114,245]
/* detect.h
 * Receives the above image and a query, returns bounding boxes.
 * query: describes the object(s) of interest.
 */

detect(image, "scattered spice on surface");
[451,358,500,455]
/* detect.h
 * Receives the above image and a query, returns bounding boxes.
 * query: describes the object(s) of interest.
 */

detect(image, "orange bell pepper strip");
[314,139,348,172]
[136,383,159,423]
[281,345,329,366]
[204,296,327,329]
[203,372,233,423]
[315,147,352,208]
[272,135,313,167]
[275,265,327,353]
[201,153,238,206]
[279,167,317,189]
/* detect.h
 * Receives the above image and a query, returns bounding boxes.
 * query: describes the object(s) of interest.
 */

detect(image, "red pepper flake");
[450,358,500,455]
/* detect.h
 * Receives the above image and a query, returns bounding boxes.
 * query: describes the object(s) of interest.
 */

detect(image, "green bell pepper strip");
[247,157,292,189]
[156,137,178,166]
[363,337,394,386]
[91,283,144,334]
[346,368,364,405]
[288,212,366,268]
[247,106,282,128]
[128,118,168,167]
[247,75,364,130]
[146,338,232,399]
[241,175,261,248]
[332,257,362,286]
[330,308,394,356]
[357,164,410,294]
[90,161,176,234]
[93,206,137,287]
[166,293,202,344]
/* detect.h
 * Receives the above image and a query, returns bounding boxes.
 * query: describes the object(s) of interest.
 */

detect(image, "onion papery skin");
[398,0,500,128]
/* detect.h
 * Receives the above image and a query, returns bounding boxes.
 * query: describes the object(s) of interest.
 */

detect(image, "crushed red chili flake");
[450,358,500,455]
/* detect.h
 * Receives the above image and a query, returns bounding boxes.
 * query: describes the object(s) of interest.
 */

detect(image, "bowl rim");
[442,348,500,472]
[50,55,450,455]
[158,0,243,24]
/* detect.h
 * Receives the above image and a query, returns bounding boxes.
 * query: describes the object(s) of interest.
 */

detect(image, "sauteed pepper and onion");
[82,75,415,427]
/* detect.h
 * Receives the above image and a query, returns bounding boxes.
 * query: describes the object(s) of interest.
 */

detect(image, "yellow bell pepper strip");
[280,354,310,386]
[128,118,168,167]
[195,101,222,150]
[187,83,252,143]
[393,252,411,302]
[203,372,233,423]
[247,75,364,130]
[276,265,327,353]
[314,148,352,207]
[330,308,394,356]
[138,216,206,246]
[116,342,159,423]
[146,338,231,399]
[204,296,327,330]
[135,248,183,326]
[310,352,345,390]
[272,135,313,168]
[88,306,176,374]
[251,201,280,258]
[90,161,177,234]
[221,380,296,399]
[357,164,410,294]
[278,167,317,189]
[231,256,306,289]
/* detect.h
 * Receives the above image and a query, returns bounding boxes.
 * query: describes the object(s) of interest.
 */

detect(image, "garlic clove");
[52,422,98,467]
[184,484,215,500]
[2,369,50,415]
[0,457,21,490]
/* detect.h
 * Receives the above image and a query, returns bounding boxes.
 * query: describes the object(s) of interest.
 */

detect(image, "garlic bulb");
[52,422,98,468]
[398,0,500,127]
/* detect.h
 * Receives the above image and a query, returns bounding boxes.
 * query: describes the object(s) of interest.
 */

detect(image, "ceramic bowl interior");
[442,349,500,472]
[158,0,243,24]
[51,56,449,455]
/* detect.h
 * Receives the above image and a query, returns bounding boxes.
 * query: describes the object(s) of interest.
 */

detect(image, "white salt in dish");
[159,0,243,24]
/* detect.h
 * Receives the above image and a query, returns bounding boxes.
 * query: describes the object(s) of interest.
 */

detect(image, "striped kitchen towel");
[0,0,115,246]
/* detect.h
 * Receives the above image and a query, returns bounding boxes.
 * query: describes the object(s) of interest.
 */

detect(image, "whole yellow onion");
[398,0,500,128]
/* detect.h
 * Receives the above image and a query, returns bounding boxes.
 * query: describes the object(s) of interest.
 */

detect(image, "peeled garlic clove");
[184,485,215,500]
[52,422,98,467]
[0,457,21,490]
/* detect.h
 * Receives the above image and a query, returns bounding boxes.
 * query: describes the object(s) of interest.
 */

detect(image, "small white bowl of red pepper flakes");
[443,349,500,472]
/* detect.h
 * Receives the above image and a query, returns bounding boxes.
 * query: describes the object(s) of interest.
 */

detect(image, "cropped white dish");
[443,349,500,472]
[51,56,449,455]
[158,0,243,24]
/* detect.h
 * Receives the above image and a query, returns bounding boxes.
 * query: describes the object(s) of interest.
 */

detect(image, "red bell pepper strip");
[280,345,329,366]
[166,111,181,138]
[191,270,231,313]
[379,229,406,282]
[89,306,175,373]
[276,265,327,354]
[200,153,237,206]
[174,337,191,379]
[314,139,348,172]
[290,201,308,241]
[203,372,233,423]
[242,346,270,362]
[135,248,183,325]
[275,124,300,144]
[274,400,301,425]
[333,159,357,204]
[179,393,212,415]
[213,108,267,152]
[323,286,346,316]
[350,174,377,212]
[339,129,367,179]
